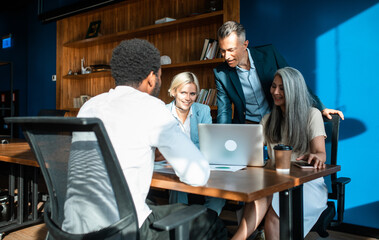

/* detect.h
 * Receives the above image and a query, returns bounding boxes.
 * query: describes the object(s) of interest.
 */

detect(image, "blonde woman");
[166,72,225,215]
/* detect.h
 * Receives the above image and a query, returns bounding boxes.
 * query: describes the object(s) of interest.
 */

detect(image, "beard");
[151,75,161,97]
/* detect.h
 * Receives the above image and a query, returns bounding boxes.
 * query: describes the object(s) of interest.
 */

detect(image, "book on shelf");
[206,89,217,106]
[155,17,176,24]
[200,39,210,60]
[200,38,218,60]
[215,45,222,59]
[196,88,217,106]
[204,40,218,60]
[197,89,208,104]
[90,64,111,72]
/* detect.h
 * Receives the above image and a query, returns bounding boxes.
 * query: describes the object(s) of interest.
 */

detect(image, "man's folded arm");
[155,122,210,186]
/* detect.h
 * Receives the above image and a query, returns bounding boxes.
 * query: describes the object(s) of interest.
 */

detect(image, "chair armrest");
[332,177,351,225]
[334,177,351,185]
[153,204,206,231]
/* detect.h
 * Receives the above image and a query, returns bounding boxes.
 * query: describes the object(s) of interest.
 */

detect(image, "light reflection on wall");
[315,3,379,228]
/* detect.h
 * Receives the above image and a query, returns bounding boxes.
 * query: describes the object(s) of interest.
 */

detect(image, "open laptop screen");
[198,124,264,167]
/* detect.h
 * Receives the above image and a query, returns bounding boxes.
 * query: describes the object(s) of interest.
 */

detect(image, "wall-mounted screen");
[2,34,12,49]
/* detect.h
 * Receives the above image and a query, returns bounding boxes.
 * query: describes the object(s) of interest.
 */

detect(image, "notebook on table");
[198,124,265,167]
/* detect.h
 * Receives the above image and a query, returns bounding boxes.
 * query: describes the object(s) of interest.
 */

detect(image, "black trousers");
[139,202,227,240]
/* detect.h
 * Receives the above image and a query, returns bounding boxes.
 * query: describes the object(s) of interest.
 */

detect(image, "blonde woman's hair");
[168,72,200,97]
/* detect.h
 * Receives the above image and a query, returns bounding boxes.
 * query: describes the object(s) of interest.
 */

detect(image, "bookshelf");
[0,62,14,138]
[56,0,240,116]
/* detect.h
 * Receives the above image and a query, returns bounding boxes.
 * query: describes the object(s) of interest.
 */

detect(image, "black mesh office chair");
[6,117,206,240]
[37,109,68,116]
[311,114,351,238]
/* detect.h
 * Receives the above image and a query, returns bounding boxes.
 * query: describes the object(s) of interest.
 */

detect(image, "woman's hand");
[322,108,344,120]
[297,135,327,169]
[296,154,325,169]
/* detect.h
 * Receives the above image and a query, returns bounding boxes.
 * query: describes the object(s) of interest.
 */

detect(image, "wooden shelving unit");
[62,71,111,80]
[62,58,224,79]
[63,11,224,48]
[56,0,239,116]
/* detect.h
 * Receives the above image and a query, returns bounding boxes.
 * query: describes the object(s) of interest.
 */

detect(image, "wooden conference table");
[152,164,340,239]
[0,140,341,239]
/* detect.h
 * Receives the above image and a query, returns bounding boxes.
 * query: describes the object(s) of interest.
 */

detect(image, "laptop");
[198,124,265,167]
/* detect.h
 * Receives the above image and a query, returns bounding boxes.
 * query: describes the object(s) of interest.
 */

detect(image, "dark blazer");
[214,44,325,123]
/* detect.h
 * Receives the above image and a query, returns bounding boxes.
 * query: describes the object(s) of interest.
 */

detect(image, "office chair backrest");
[323,114,340,197]
[6,117,138,240]
[312,113,351,237]
[37,109,68,117]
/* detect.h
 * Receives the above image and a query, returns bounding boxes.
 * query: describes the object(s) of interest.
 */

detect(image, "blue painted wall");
[0,6,28,118]
[241,0,379,229]
[0,0,56,118]
[26,0,57,116]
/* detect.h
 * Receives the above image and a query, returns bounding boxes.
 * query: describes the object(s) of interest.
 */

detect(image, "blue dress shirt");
[236,48,270,122]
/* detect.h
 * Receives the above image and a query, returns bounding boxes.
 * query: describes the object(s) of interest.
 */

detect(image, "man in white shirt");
[77,39,227,239]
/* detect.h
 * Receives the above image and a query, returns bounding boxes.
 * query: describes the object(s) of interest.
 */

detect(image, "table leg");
[17,165,24,224]
[292,185,303,238]
[31,167,39,220]
[279,185,304,240]
[9,164,15,221]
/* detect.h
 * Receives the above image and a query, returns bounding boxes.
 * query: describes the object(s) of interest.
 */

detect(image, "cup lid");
[273,144,293,150]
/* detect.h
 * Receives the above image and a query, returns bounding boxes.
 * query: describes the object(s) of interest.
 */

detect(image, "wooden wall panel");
[56,0,239,114]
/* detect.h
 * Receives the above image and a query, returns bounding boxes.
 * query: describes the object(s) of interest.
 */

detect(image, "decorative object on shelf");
[90,64,111,72]
[67,69,73,75]
[155,17,176,24]
[73,95,92,108]
[208,0,223,12]
[85,20,101,39]
[73,98,81,108]
[81,58,92,74]
[80,95,91,105]
[160,55,171,65]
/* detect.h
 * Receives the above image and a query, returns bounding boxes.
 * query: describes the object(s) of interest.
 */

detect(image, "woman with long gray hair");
[232,67,328,239]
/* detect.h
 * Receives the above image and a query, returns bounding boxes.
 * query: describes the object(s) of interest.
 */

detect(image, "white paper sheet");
[154,161,175,174]
[210,165,246,172]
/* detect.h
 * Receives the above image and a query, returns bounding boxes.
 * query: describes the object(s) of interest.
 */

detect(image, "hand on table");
[296,154,326,169]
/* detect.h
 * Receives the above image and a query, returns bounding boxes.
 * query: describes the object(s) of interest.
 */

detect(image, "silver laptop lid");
[198,124,264,167]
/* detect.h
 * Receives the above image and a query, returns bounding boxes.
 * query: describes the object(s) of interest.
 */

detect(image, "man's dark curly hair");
[110,39,161,86]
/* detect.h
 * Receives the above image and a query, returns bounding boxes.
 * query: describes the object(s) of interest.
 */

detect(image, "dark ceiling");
[2,0,30,11]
